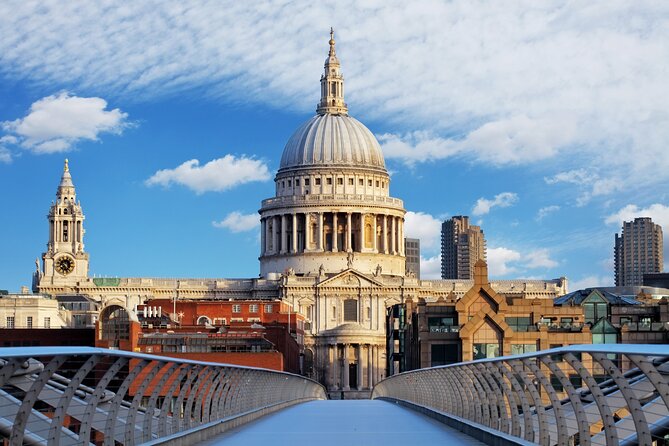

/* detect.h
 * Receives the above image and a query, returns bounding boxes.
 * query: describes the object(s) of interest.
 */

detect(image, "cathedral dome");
[279,114,386,171]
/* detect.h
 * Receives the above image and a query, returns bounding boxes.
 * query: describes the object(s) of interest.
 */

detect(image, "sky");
[1,1,668,293]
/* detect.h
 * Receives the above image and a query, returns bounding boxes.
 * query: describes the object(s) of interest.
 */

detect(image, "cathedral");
[33,31,567,398]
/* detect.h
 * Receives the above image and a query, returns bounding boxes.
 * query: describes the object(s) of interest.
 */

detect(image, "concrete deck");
[200,399,485,446]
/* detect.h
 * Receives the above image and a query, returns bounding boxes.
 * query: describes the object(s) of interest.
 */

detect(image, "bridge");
[0,345,667,445]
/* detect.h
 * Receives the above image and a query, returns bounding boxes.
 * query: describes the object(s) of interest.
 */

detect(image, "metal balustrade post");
[452,366,477,421]
[591,353,651,445]
[474,362,504,431]
[12,356,68,446]
[564,352,619,446]
[201,369,225,424]
[125,359,165,445]
[159,365,189,437]
[78,355,129,444]
[510,359,549,444]
[184,366,213,429]
[485,362,520,437]
[540,355,591,446]
[172,365,200,433]
[522,358,568,446]
[48,354,101,446]
[142,362,179,442]
[626,354,669,413]
[103,359,150,446]
[498,361,534,441]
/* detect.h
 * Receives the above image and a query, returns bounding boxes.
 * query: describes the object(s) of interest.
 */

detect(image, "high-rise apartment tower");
[441,216,486,279]
[404,238,420,279]
[614,217,663,286]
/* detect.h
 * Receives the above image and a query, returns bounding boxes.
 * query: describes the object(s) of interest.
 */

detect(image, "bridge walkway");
[200,399,486,446]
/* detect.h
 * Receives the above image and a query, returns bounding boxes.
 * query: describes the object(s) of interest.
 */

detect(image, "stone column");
[399,219,404,255]
[343,343,350,391]
[391,217,397,255]
[318,212,324,251]
[359,213,365,252]
[305,214,311,250]
[260,218,266,256]
[372,214,377,252]
[370,345,375,388]
[292,213,298,253]
[329,344,335,390]
[346,212,352,252]
[382,215,388,254]
[357,344,363,390]
[367,344,373,389]
[332,212,338,252]
[272,216,278,254]
[280,214,287,254]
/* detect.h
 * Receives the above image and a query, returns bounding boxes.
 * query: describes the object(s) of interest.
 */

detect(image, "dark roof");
[554,288,641,306]
[55,294,95,303]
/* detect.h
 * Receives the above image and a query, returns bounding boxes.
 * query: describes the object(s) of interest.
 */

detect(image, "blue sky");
[1,1,668,292]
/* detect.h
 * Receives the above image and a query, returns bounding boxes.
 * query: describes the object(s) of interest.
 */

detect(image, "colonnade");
[320,343,384,392]
[260,212,404,256]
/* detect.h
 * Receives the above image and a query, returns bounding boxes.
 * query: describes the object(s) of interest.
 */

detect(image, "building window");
[264,304,273,313]
[232,304,241,313]
[584,301,607,324]
[44,317,51,328]
[368,179,372,186]
[506,316,531,332]
[431,344,458,367]
[250,304,259,313]
[305,179,310,186]
[326,177,332,185]
[473,343,500,360]
[510,343,537,355]
[428,317,458,333]
[337,177,343,185]
[359,179,364,186]
[288,179,292,187]
[343,299,357,322]
[6,317,14,329]
[213,318,227,325]
[295,179,300,186]
[376,180,379,187]
[348,178,354,185]
[26,316,33,329]
[315,178,321,185]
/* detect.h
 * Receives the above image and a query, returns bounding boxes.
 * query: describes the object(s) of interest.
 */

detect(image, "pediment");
[317,269,384,288]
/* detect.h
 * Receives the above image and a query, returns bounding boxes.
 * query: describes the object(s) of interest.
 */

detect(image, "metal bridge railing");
[0,347,326,445]
[372,344,669,446]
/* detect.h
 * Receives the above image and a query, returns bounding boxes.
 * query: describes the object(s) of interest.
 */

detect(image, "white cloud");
[146,155,271,194]
[0,3,667,194]
[0,147,11,164]
[488,246,559,277]
[525,249,559,269]
[420,255,441,279]
[605,203,669,230]
[403,211,442,254]
[536,205,560,221]
[545,169,623,206]
[569,275,612,291]
[488,247,521,276]
[2,92,128,153]
[472,192,518,216]
[212,211,259,232]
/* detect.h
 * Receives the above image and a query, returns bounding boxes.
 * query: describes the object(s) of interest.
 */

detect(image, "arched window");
[100,305,130,347]
[197,316,212,326]
[343,299,358,322]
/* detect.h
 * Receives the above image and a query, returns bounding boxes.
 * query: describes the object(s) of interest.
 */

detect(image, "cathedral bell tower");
[38,159,89,287]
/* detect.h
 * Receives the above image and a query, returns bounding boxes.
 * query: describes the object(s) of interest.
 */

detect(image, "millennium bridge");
[1,345,668,445]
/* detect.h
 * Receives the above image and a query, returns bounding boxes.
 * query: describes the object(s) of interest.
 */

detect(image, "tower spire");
[317,28,348,115]
[58,158,75,199]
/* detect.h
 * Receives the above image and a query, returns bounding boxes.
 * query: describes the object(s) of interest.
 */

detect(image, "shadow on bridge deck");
[200,399,485,445]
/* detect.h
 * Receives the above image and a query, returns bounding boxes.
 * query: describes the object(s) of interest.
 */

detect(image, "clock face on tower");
[55,255,75,275]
